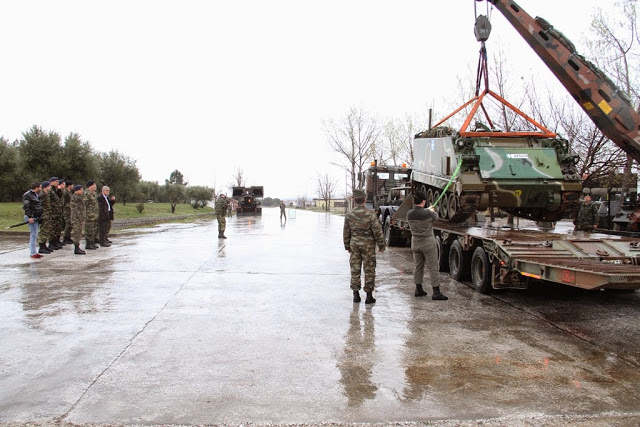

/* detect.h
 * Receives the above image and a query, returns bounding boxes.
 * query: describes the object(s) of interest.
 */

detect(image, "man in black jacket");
[97,185,113,247]
[22,182,44,259]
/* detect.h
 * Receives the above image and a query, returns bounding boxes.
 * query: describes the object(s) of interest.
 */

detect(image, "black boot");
[221,233,227,239]
[48,243,59,251]
[86,241,97,250]
[365,291,376,304]
[100,240,111,247]
[415,284,428,297]
[63,236,74,245]
[353,290,361,303]
[39,243,51,254]
[74,244,86,255]
[432,286,449,300]
[57,238,67,246]
[218,232,223,238]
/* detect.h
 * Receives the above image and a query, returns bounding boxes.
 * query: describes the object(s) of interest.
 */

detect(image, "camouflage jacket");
[63,189,72,219]
[343,205,385,250]
[577,201,599,229]
[40,191,51,221]
[84,191,99,221]
[215,198,229,216]
[71,193,86,224]
[50,187,63,216]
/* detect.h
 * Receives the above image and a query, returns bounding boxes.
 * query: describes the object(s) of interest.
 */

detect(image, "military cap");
[66,180,73,186]
[49,176,59,182]
[41,181,51,188]
[73,184,83,192]
[59,179,65,185]
[86,180,96,187]
[352,189,365,199]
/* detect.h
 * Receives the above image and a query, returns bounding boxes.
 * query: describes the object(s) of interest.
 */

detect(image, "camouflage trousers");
[63,213,72,239]
[217,215,226,234]
[37,218,53,244]
[72,219,85,245]
[411,236,440,288]
[85,218,98,243]
[349,242,377,292]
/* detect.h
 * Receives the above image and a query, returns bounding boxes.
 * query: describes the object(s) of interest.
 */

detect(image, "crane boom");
[487,0,640,163]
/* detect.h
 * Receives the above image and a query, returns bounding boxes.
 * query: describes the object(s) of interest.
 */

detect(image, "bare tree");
[317,172,337,212]
[296,194,308,209]
[587,0,640,194]
[324,107,381,193]
[231,167,246,187]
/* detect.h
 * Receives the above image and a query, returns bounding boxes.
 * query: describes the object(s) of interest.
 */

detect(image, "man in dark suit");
[97,185,115,247]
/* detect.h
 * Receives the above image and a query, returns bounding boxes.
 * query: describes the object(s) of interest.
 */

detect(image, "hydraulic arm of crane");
[486,0,640,163]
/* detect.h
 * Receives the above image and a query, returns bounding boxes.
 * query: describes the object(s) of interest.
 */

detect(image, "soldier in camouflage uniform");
[70,185,86,255]
[343,189,385,304]
[84,181,100,250]
[37,181,55,254]
[48,177,64,249]
[215,194,230,239]
[62,180,74,244]
[575,195,599,232]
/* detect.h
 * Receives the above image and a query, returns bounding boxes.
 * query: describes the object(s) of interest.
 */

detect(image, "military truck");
[232,186,264,216]
[363,161,410,211]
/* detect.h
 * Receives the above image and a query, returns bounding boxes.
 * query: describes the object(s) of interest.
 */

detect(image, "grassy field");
[0,202,214,231]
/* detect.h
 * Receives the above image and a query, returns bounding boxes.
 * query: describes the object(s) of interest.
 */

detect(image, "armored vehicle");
[412,128,582,223]
[232,186,264,216]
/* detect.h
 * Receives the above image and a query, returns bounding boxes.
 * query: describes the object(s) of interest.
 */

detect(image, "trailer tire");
[471,247,492,294]
[449,240,470,281]
[436,236,449,272]
[384,216,399,247]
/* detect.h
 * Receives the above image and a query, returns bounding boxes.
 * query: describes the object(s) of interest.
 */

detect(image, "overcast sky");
[1,0,602,199]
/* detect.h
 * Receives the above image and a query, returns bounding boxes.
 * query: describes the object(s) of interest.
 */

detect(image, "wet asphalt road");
[1,207,640,425]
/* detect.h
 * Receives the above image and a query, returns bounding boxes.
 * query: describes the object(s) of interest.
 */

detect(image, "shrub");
[136,202,145,213]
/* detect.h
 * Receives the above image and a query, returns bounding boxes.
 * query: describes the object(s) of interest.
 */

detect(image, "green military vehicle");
[411,128,582,223]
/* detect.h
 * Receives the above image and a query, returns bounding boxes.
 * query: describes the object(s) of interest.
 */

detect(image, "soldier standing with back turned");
[343,189,385,304]
[215,193,230,239]
[62,180,74,244]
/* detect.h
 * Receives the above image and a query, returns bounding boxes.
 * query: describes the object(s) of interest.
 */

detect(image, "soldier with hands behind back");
[343,189,385,304]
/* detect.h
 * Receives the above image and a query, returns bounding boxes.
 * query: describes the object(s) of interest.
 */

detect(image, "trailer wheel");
[449,240,470,281]
[384,216,399,247]
[471,247,492,294]
[436,236,449,272]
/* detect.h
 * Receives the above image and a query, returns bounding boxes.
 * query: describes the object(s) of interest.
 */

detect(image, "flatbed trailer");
[381,199,640,293]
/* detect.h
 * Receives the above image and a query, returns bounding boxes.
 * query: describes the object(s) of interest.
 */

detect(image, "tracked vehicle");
[411,128,582,223]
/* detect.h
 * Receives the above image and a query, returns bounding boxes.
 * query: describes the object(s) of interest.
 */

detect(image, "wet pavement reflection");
[1,208,640,424]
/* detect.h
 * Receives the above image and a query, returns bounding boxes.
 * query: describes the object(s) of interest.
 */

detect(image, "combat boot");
[74,244,86,255]
[48,243,59,251]
[57,238,66,246]
[100,241,111,247]
[353,290,361,303]
[365,291,376,304]
[52,239,63,249]
[85,241,97,250]
[63,236,74,245]
[432,286,449,301]
[415,284,428,297]
[38,243,51,254]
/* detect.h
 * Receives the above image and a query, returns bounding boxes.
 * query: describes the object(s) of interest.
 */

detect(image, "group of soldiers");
[22,177,115,258]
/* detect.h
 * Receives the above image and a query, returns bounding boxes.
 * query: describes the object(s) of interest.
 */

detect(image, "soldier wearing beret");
[71,185,86,255]
[48,177,64,249]
[84,181,100,250]
[62,180,74,244]
[37,181,55,254]
[343,189,385,304]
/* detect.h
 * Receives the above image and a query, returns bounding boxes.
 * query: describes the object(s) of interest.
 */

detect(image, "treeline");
[0,125,215,208]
